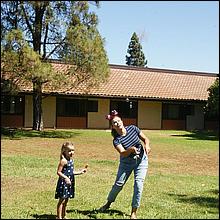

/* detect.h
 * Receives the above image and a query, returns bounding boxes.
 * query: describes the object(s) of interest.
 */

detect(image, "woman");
[99,110,151,219]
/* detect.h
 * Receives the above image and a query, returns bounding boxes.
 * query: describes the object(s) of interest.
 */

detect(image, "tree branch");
[20,3,34,36]
[42,23,49,59]
[45,37,66,59]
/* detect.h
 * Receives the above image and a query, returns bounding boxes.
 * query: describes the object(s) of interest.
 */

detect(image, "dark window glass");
[181,105,194,117]
[110,100,137,118]
[88,100,98,112]
[1,95,24,115]
[162,103,194,120]
[57,98,86,116]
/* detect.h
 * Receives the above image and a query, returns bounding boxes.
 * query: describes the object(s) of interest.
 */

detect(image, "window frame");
[56,97,87,117]
[110,100,137,119]
[1,95,24,115]
[162,103,194,120]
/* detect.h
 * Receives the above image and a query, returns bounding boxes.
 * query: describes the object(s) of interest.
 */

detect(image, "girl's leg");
[62,199,69,219]
[131,154,148,214]
[57,198,65,219]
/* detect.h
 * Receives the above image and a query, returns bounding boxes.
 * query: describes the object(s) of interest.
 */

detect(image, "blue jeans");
[107,152,148,208]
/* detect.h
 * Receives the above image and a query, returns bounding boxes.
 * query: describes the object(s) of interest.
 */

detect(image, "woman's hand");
[115,145,140,157]
[132,146,140,155]
[145,145,151,155]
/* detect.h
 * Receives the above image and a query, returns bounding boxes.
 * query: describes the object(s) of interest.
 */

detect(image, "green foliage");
[59,24,110,89]
[1,30,57,93]
[1,1,100,57]
[1,1,109,130]
[1,1,109,88]
[126,32,147,67]
[204,78,219,119]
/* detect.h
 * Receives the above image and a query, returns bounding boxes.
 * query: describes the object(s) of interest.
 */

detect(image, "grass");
[1,128,219,219]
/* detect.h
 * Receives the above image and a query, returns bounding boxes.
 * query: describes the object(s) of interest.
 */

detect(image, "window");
[57,98,86,117]
[1,95,24,115]
[110,100,137,118]
[88,100,98,112]
[162,103,194,120]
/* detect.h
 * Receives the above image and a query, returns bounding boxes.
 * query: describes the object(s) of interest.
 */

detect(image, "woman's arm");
[139,131,151,155]
[115,144,138,157]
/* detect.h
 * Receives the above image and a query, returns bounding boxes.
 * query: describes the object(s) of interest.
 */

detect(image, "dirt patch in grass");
[1,138,118,160]
[1,175,56,202]
[1,135,218,176]
[150,151,219,176]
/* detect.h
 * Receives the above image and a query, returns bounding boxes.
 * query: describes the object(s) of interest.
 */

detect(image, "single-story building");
[1,60,219,130]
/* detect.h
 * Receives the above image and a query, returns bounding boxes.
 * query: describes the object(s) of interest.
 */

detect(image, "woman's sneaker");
[98,203,111,212]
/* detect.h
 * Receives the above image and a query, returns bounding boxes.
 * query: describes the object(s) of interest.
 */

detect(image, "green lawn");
[1,129,219,219]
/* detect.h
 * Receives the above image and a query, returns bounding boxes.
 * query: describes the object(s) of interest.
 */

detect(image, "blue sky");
[91,1,219,73]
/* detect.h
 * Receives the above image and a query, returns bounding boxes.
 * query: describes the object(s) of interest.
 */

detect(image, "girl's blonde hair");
[60,141,74,160]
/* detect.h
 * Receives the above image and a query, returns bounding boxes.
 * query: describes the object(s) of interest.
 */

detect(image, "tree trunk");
[33,81,43,131]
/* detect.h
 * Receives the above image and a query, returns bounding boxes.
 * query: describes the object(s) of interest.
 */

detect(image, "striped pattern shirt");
[113,125,143,160]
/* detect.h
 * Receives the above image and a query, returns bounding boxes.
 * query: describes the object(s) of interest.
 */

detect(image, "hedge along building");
[1,60,218,130]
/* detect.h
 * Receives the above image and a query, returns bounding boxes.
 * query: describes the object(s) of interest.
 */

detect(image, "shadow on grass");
[171,130,219,141]
[67,208,129,218]
[209,189,219,195]
[31,214,57,219]
[167,192,219,209]
[1,127,81,139]
[31,208,129,219]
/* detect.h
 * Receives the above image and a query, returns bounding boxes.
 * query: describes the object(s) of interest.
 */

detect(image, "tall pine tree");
[126,32,147,67]
[1,1,109,131]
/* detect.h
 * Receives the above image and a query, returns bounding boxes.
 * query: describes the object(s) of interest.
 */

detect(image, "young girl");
[55,141,88,219]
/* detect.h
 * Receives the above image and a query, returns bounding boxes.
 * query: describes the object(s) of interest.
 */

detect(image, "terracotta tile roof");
[88,65,218,101]
[17,60,219,102]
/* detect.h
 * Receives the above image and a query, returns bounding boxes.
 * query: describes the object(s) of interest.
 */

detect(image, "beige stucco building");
[1,61,219,130]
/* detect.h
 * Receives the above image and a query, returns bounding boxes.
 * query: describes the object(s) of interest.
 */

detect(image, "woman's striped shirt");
[113,125,143,160]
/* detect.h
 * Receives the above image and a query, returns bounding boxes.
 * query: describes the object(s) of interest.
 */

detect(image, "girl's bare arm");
[57,159,71,184]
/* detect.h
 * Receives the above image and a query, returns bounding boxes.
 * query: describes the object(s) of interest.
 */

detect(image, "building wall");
[1,115,23,127]
[186,104,204,130]
[88,99,110,129]
[19,95,210,131]
[57,116,86,128]
[162,120,185,130]
[138,101,162,129]
[24,95,33,127]
[24,95,56,128]
[205,120,219,131]
[42,96,56,128]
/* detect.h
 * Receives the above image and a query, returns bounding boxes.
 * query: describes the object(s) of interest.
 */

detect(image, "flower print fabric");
[55,159,75,199]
